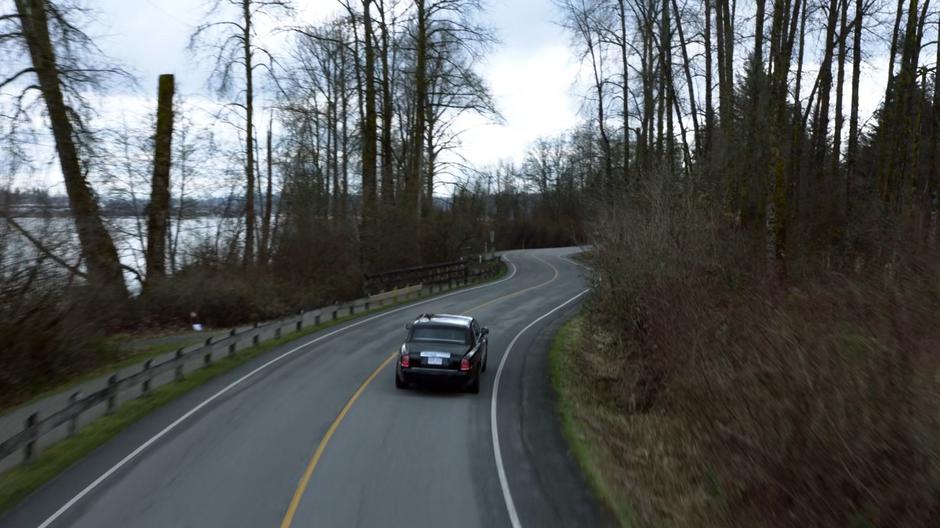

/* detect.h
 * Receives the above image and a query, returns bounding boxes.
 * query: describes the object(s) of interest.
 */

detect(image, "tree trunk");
[672,0,700,157]
[663,0,674,169]
[704,0,714,173]
[331,54,341,221]
[832,0,848,179]
[766,0,797,282]
[324,72,334,218]
[411,0,428,220]
[716,0,735,126]
[361,0,378,221]
[641,3,654,175]
[812,0,839,172]
[846,0,862,173]
[426,118,436,202]
[790,0,807,219]
[259,116,273,264]
[671,82,693,172]
[15,0,126,297]
[146,74,175,287]
[617,0,630,186]
[585,27,613,188]
[906,0,929,213]
[242,0,256,266]
[715,0,728,127]
[929,12,940,241]
[754,0,766,66]
[340,41,350,222]
[793,0,807,112]
[378,0,395,206]
[886,0,905,96]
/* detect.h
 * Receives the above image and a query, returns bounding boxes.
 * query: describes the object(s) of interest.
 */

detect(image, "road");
[1,247,612,528]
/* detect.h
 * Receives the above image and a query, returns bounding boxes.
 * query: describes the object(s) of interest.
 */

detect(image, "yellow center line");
[279,352,397,528]
[460,256,558,316]
[279,255,560,527]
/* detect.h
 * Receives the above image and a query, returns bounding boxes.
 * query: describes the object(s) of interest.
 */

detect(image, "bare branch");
[0,211,88,278]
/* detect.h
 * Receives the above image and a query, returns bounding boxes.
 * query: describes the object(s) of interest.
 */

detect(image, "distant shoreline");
[3,208,242,220]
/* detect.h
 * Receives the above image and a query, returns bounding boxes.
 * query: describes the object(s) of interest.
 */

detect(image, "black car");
[395,313,489,393]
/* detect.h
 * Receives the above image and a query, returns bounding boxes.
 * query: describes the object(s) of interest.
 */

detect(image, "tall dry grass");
[583,174,940,527]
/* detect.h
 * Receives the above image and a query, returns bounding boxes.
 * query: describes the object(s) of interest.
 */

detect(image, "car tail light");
[401,354,410,368]
[460,357,471,371]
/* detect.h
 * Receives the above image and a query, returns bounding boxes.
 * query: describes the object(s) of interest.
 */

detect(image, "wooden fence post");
[24,412,39,462]
[174,348,184,381]
[68,391,81,437]
[142,359,153,394]
[106,374,118,414]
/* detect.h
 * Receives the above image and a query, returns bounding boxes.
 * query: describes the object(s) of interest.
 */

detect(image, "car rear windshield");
[410,325,468,344]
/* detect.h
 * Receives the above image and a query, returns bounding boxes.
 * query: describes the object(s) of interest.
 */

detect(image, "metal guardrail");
[364,255,502,294]
[0,259,503,469]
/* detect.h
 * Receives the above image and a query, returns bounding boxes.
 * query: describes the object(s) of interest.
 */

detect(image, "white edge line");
[37,257,520,528]
[560,247,592,271]
[490,287,591,528]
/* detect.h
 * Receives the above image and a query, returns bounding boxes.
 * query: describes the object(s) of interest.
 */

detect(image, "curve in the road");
[489,287,589,528]
[279,255,563,528]
[5,249,609,528]
[36,258,523,528]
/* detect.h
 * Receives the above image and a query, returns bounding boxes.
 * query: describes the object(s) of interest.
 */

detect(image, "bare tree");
[190,0,293,266]
[560,0,614,188]
[259,113,273,264]
[2,0,127,297]
[145,74,174,287]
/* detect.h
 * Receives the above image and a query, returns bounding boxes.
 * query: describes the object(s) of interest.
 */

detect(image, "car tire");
[395,372,406,389]
[467,373,480,394]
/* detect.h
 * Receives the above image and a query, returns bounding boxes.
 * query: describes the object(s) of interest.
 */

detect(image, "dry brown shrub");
[583,173,940,527]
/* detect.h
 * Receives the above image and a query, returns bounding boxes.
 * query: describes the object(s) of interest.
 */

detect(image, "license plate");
[428,357,443,366]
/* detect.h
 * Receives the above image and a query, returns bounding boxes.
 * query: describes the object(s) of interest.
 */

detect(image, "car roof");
[412,313,473,328]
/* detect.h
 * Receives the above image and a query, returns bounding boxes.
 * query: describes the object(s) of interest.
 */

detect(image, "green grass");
[0,268,508,514]
[549,316,634,527]
[0,339,205,416]
[3,265,512,416]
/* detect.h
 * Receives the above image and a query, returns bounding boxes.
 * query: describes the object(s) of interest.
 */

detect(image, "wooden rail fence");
[0,256,502,470]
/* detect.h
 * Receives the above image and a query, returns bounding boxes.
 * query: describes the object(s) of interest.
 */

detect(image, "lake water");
[1,216,242,293]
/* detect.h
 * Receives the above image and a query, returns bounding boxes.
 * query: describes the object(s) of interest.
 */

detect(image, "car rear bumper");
[399,366,471,385]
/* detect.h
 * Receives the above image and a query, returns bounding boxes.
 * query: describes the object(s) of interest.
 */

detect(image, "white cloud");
[456,43,582,167]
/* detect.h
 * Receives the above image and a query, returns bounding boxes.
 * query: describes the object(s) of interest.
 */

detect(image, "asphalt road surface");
[1,247,613,528]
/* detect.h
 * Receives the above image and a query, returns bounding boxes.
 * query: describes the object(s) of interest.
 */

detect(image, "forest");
[551,0,940,525]
[1,0,939,524]
[0,0,581,403]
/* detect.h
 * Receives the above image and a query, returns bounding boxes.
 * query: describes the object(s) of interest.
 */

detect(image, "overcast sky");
[8,0,900,193]
[86,0,582,173]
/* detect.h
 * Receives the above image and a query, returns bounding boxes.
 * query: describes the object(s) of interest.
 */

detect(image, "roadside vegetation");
[0,267,511,515]
[546,0,940,526]
[0,313,335,514]
[570,207,940,526]
[0,1,562,408]
[2,0,940,524]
